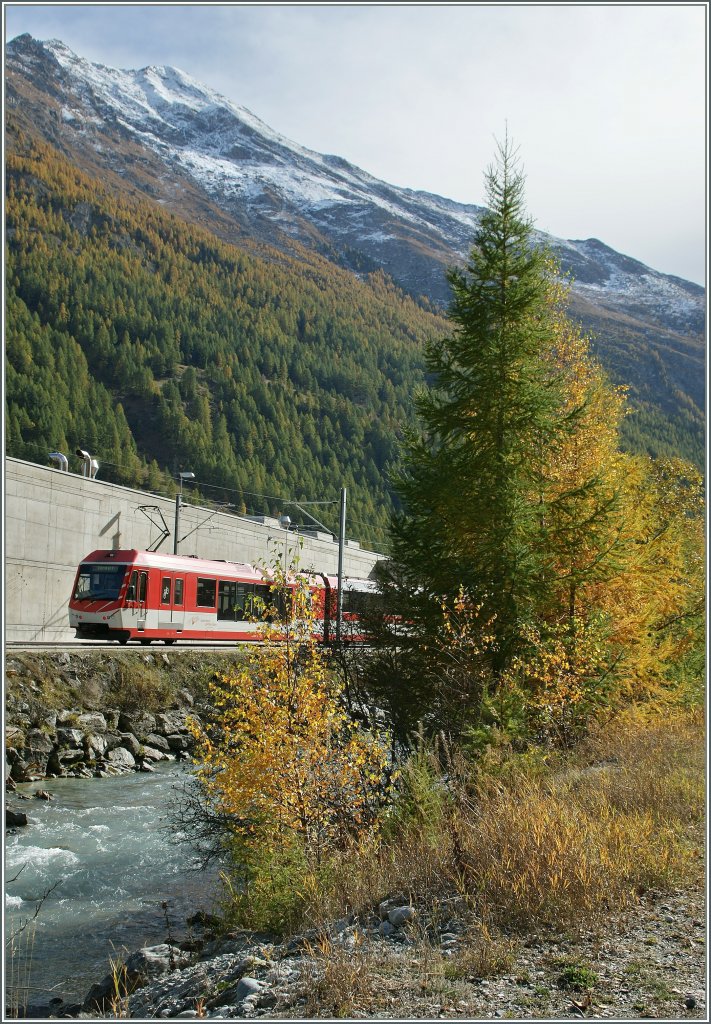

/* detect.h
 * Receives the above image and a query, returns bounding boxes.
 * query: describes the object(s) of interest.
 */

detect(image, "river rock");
[388,906,416,928]
[56,727,84,748]
[84,732,108,757]
[145,733,171,752]
[234,976,264,1000]
[10,757,32,782]
[118,711,157,739]
[106,747,136,770]
[118,731,143,757]
[22,729,54,774]
[167,734,191,752]
[155,711,190,736]
[139,745,169,762]
[6,805,28,827]
[103,732,127,753]
[83,943,189,1012]
[77,712,108,734]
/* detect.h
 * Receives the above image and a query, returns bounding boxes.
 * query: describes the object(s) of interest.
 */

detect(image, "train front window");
[73,563,127,601]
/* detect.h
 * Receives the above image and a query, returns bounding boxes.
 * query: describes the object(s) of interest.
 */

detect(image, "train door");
[125,569,149,632]
[158,574,185,632]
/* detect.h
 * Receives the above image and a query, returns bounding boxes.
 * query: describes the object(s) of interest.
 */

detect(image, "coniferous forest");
[5,131,448,550]
[5,127,703,555]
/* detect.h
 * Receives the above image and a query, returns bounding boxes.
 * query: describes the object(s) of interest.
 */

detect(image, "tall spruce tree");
[391,137,570,674]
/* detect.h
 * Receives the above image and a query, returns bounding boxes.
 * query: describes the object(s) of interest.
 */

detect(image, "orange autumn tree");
[188,551,392,888]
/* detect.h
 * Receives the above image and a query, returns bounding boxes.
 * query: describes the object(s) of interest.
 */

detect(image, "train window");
[174,578,184,605]
[138,572,148,603]
[73,563,127,601]
[125,570,138,603]
[218,580,237,620]
[161,578,172,604]
[342,590,378,615]
[196,577,217,608]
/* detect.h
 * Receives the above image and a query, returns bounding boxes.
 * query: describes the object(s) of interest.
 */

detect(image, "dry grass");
[288,708,704,940]
[301,934,372,1018]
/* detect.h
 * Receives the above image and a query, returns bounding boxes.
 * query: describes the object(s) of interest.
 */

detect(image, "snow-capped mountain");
[5,33,705,421]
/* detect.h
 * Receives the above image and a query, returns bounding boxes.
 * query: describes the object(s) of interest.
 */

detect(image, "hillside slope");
[5,133,450,550]
[5,33,705,466]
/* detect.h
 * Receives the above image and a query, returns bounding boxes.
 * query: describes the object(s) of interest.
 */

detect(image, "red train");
[68,549,378,644]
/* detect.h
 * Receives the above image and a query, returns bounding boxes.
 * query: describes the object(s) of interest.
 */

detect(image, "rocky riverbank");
[27,870,705,1020]
[5,649,246,827]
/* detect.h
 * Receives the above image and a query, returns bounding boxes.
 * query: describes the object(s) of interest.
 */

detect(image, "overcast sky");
[3,3,707,285]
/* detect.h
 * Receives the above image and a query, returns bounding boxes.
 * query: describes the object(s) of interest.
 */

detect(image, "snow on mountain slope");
[7,33,705,341]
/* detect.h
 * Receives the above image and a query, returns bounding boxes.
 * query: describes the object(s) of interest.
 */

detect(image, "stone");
[234,977,264,1001]
[378,895,409,920]
[118,711,157,739]
[118,732,143,756]
[388,906,416,928]
[10,757,32,782]
[167,734,190,752]
[155,710,190,736]
[56,727,85,748]
[379,920,397,938]
[83,944,189,1012]
[103,733,127,753]
[6,805,29,827]
[106,747,136,770]
[145,733,171,752]
[77,712,108,734]
[139,745,169,762]
[85,733,108,757]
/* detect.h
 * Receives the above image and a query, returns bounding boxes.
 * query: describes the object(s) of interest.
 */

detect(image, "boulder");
[139,745,168,762]
[118,711,156,740]
[56,728,84,748]
[106,747,136,770]
[77,712,108,734]
[118,732,143,757]
[83,943,188,1012]
[166,734,190,752]
[388,906,416,928]
[6,805,29,827]
[84,733,108,757]
[103,733,127,753]
[144,733,171,753]
[10,757,32,783]
[155,711,190,736]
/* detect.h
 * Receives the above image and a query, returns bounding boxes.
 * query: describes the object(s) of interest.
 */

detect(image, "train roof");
[79,549,265,581]
[77,550,375,589]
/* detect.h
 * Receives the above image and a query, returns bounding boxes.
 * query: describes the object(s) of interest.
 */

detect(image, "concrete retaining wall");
[5,458,385,642]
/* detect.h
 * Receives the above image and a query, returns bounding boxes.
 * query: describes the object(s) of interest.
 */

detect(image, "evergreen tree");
[391,137,571,673]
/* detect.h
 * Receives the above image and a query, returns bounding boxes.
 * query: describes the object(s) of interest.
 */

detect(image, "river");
[5,764,219,1010]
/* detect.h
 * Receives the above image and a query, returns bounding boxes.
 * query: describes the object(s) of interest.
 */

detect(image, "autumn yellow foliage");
[188,556,392,876]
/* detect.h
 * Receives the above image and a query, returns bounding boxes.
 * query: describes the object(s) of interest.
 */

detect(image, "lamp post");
[174,472,195,554]
[278,514,291,571]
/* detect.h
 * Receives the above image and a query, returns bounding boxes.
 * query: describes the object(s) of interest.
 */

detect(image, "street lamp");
[276,516,290,573]
[174,472,195,554]
[179,471,195,495]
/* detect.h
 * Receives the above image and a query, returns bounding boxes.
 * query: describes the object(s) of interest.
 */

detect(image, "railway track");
[5,639,257,652]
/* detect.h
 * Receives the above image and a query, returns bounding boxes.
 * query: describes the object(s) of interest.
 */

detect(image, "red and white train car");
[68,549,378,644]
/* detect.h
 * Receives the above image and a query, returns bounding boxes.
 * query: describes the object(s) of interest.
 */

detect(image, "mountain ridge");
[4,33,705,466]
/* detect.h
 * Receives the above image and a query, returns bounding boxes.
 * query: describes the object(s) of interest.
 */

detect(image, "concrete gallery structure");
[5,458,385,643]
